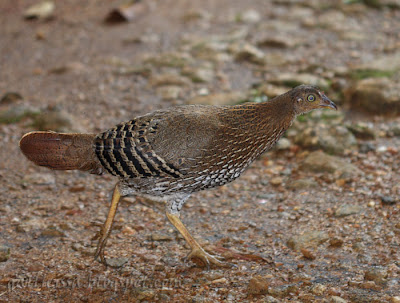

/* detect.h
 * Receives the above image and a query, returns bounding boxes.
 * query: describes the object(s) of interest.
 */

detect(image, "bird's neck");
[220,96,295,154]
[233,95,296,135]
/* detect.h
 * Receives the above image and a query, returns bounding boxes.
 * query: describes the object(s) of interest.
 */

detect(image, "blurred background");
[0,0,399,302]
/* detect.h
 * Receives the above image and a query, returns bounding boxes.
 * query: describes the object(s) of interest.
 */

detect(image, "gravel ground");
[0,0,399,302]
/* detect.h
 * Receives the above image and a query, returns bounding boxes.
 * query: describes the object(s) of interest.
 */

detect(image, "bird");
[19,85,337,268]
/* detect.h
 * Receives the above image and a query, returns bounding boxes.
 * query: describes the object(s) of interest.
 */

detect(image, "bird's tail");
[19,131,102,173]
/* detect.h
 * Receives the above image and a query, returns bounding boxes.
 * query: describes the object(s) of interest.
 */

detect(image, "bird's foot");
[94,231,108,266]
[186,247,235,269]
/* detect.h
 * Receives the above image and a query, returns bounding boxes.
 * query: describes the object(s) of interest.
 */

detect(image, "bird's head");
[290,85,337,116]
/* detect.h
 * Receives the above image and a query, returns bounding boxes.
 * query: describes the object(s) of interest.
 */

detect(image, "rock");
[27,263,44,272]
[287,230,329,251]
[294,124,357,155]
[241,9,261,23]
[287,178,318,190]
[334,204,362,217]
[268,284,297,298]
[364,267,388,284]
[24,173,55,185]
[48,62,85,74]
[310,283,327,295]
[181,9,211,23]
[149,74,190,87]
[359,142,375,153]
[130,287,155,301]
[258,84,289,99]
[301,248,316,260]
[256,34,298,49]
[330,296,347,303]
[345,77,400,115]
[187,92,246,106]
[104,1,147,23]
[329,237,344,248]
[379,195,397,205]
[263,296,280,303]
[391,297,400,303]
[113,65,152,77]
[275,138,292,150]
[0,245,10,262]
[231,43,266,65]
[347,122,376,140]
[150,233,172,241]
[270,177,283,186]
[0,105,39,124]
[291,109,357,155]
[69,185,86,193]
[0,92,23,104]
[145,52,192,68]
[187,38,231,62]
[32,109,77,132]
[301,151,362,178]
[156,86,182,100]
[106,257,129,268]
[354,52,400,72]
[316,10,347,31]
[181,65,215,83]
[24,1,55,20]
[247,275,269,295]
[390,123,400,136]
[269,73,330,90]
[40,226,65,237]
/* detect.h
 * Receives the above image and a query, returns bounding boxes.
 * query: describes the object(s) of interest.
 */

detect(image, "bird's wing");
[144,105,225,172]
[94,105,224,178]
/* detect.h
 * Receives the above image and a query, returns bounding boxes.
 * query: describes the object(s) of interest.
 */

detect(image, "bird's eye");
[307,94,316,102]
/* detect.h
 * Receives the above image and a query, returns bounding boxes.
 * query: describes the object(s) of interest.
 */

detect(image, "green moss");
[0,107,40,124]
[296,112,313,122]
[350,69,396,80]
[236,91,268,105]
[343,0,382,8]
[145,53,190,68]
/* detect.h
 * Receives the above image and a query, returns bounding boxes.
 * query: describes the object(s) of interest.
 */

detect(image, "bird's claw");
[94,230,108,266]
[185,247,235,269]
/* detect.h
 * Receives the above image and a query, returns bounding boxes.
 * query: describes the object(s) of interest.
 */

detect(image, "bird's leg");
[94,184,121,265]
[166,212,232,269]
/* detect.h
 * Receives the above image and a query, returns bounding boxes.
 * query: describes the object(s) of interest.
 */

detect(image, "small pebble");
[106,257,129,268]
[270,177,283,186]
[0,92,23,104]
[150,233,172,241]
[264,295,280,303]
[301,248,316,260]
[330,296,347,303]
[287,231,329,251]
[364,267,388,284]
[247,275,269,295]
[391,296,400,303]
[329,237,344,248]
[40,226,65,237]
[311,283,327,295]
[334,204,362,217]
[0,245,10,262]
[380,195,396,205]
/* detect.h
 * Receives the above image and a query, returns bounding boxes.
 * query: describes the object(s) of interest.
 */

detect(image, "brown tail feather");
[19,131,102,173]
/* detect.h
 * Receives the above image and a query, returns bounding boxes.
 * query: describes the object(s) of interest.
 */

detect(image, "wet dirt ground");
[0,0,399,302]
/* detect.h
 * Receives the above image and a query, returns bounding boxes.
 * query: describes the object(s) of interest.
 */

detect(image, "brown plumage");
[19,85,337,268]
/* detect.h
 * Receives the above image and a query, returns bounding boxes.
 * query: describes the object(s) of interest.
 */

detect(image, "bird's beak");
[319,94,337,110]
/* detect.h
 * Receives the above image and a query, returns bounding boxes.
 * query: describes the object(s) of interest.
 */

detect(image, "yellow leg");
[94,184,121,265]
[166,212,233,269]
